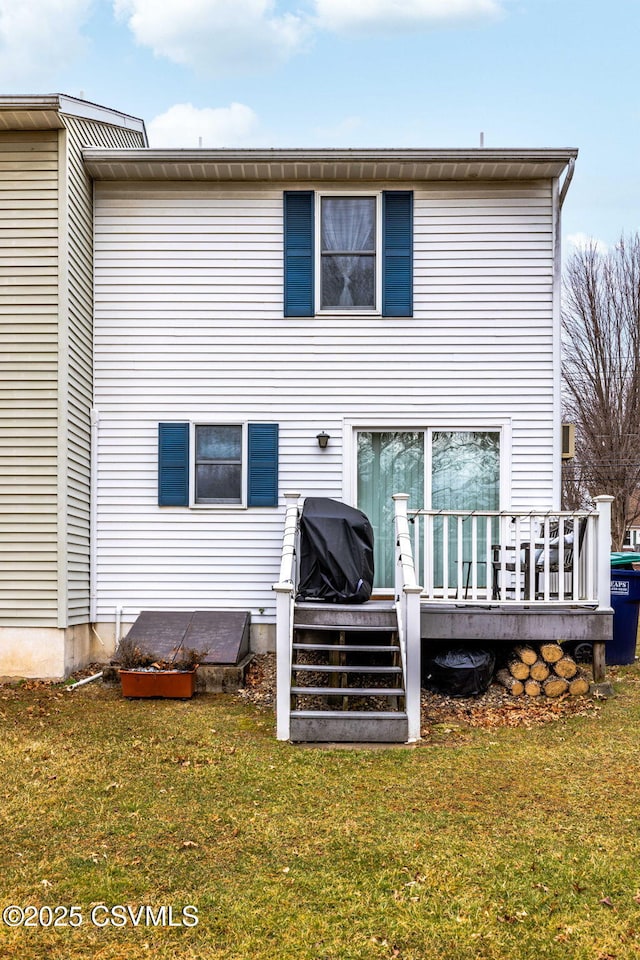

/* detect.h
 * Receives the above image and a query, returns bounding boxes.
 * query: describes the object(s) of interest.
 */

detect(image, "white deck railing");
[393,495,423,742]
[408,495,613,609]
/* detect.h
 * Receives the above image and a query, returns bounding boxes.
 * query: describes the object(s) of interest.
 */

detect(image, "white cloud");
[147,102,260,148]
[313,0,504,33]
[113,0,309,75]
[566,233,608,256]
[0,0,92,86]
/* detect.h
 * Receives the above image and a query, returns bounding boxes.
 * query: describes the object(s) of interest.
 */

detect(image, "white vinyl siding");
[0,116,146,631]
[59,115,146,625]
[93,179,556,623]
[414,183,554,503]
[0,131,59,626]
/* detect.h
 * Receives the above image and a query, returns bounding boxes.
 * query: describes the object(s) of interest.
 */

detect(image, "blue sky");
[1,0,638,249]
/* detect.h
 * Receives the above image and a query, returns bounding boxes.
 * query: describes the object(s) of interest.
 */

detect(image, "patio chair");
[491,517,588,601]
[491,542,532,600]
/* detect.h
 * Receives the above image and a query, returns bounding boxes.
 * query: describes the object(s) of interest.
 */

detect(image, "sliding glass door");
[356,429,501,590]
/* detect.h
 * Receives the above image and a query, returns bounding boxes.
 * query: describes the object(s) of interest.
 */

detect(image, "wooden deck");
[420,602,612,646]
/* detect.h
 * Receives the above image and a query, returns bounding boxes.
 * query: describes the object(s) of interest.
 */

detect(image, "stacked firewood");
[496,643,590,698]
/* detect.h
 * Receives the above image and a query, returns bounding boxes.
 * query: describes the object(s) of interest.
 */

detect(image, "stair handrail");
[393,494,423,742]
[273,492,301,741]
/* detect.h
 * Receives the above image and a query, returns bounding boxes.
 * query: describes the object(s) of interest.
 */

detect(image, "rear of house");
[1,96,610,694]
[86,148,577,650]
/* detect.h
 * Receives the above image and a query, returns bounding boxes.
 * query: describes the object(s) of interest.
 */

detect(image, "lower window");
[194,424,243,504]
[158,421,279,508]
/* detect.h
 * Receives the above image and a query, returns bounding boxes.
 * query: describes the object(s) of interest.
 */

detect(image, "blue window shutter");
[248,423,279,507]
[284,191,314,317]
[158,422,189,506]
[382,191,413,317]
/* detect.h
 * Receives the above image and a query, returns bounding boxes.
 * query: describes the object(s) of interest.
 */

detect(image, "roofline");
[82,146,578,182]
[0,94,148,143]
[83,146,578,164]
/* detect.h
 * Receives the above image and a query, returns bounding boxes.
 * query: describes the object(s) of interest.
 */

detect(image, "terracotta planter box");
[119,667,198,699]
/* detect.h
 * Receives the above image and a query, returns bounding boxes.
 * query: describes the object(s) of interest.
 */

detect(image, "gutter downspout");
[90,408,99,622]
[558,157,575,210]
[552,156,576,510]
[115,605,122,650]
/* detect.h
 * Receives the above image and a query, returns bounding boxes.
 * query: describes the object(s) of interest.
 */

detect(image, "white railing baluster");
[425,511,434,600]
[499,513,508,601]
[442,515,449,598]
[485,516,492,601]
[470,515,478,600]
[558,516,565,602]
[514,516,522,602]
[542,516,550,602]
[413,513,421,584]
[457,515,464,599]
[585,514,595,601]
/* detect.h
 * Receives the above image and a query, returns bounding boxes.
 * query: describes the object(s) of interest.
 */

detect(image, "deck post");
[593,495,614,682]
[405,585,423,742]
[393,494,423,742]
[273,492,301,742]
[594,495,614,612]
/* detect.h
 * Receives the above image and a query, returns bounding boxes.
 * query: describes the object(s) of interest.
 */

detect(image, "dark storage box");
[609,569,640,665]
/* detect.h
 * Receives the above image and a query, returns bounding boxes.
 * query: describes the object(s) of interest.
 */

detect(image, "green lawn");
[1,668,640,960]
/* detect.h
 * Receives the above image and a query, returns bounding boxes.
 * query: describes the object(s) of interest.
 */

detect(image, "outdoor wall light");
[316,431,330,449]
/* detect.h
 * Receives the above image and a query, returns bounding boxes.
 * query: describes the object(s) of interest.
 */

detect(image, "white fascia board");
[57,95,147,143]
[82,147,579,183]
[0,94,147,142]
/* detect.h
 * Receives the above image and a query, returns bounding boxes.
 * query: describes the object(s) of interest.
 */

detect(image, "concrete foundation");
[0,623,98,680]
[250,621,275,652]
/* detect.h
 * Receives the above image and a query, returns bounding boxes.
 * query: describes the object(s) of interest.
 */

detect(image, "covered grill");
[297,497,374,604]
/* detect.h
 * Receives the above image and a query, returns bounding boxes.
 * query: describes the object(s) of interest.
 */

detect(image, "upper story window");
[320,196,377,311]
[284,190,413,319]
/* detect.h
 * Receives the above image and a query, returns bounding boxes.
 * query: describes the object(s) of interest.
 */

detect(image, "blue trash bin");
[609,569,640,665]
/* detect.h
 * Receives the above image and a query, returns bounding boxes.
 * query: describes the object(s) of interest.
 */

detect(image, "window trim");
[190,421,248,508]
[314,191,383,316]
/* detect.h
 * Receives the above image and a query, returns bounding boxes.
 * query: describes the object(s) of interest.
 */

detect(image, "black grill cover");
[422,646,496,698]
[297,497,374,604]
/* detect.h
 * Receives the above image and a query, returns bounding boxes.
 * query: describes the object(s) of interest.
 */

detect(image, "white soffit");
[0,95,146,139]
[81,148,578,183]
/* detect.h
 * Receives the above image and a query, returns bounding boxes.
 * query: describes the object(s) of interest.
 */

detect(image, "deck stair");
[289,601,408,743]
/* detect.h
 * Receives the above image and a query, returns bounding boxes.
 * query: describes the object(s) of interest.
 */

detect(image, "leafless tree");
[562,234,640,549]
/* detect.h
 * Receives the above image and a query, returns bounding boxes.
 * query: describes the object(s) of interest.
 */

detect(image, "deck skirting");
[420,603,612,645]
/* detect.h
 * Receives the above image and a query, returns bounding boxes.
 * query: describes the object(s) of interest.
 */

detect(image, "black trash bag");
[297,497,374,604]
[422,646,496,697]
